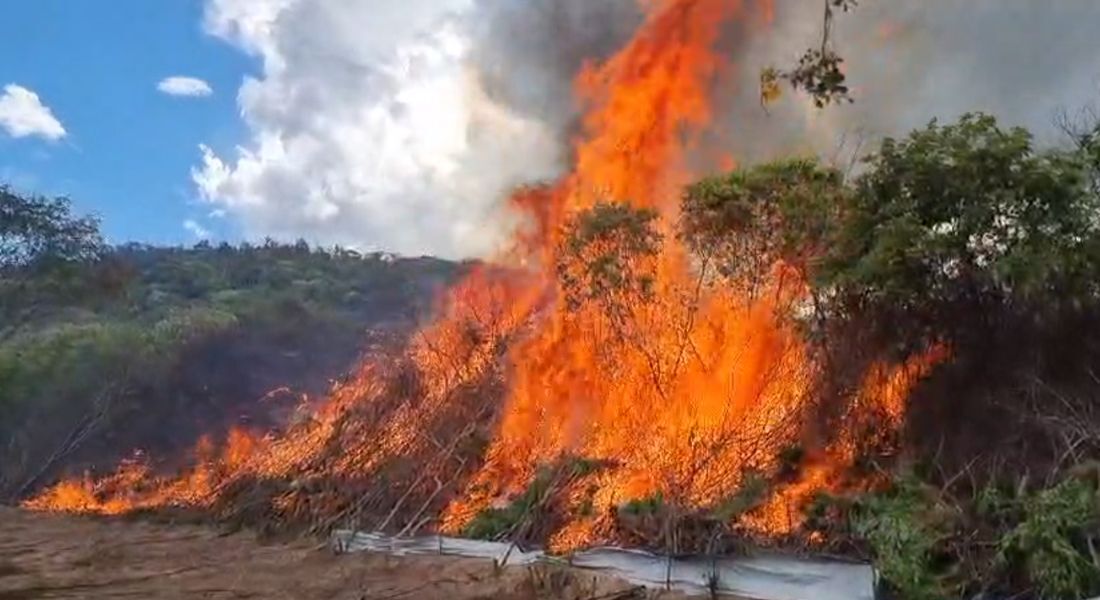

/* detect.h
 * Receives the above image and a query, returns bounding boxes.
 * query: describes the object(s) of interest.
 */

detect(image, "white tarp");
[331,530,876,600]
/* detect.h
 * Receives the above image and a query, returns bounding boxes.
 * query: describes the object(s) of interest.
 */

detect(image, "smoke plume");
[729,1,1100,164]
[194,0,1100,258]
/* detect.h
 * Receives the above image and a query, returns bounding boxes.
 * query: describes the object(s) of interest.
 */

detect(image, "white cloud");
[157,76,214,98]
[183,219,212,239]
[192,0,559,259]
[0,84,66,141]
[202,0,292,61]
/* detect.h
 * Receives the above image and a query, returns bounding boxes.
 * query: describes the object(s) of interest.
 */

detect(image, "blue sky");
[0,1,254,245]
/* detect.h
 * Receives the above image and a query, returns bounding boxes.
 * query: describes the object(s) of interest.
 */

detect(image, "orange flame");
[744,344,950,536]
[442,0,815,546]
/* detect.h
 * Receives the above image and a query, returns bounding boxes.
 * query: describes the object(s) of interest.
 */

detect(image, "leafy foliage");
[852,476,953,600]
[682,113,1100,349]
[682,159,846,293]
[463,467,556,540]
[763,0,858,108]
[557,202,662,311]
[823,114,1100,333]
[620,492,666,517]
[710,472,769,521]
[843,474,1100,600]
[0,187,104,272]
[0,220,461,498]
[997,478,1100,599]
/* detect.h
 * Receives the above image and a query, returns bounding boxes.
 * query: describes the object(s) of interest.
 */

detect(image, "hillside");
[0,195,464,501]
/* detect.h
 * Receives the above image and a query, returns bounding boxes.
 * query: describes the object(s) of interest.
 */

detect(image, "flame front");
[443,0,805,542]
[27,0,947,552]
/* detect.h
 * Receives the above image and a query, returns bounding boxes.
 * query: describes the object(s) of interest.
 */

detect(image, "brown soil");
[0,508,686,600]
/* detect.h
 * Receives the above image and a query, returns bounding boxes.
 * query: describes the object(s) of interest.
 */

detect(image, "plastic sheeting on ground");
[331,530,876,600]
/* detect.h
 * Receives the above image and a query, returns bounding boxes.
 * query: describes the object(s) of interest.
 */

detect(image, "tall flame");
[443,0,828,548]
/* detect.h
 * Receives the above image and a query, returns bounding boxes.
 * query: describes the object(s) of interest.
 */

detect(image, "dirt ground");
[0,508,688,600]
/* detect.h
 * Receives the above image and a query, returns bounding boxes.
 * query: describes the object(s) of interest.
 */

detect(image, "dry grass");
[0,507,687,600]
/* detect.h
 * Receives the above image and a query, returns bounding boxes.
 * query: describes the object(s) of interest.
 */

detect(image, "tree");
[557,201,662,313]
[822,114,1100,335]
[0,235,463,499]
[681,158,847,296]
[0,186,104,273]
[682,114,1100,345]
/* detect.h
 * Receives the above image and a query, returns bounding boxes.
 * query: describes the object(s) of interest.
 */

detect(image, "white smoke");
[194,0,560,259]
[195,0,1100,258]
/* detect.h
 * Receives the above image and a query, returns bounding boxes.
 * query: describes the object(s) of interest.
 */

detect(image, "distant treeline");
[0,186,463,501]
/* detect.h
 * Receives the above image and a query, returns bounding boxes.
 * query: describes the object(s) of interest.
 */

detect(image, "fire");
[24,269,537,519]
[441,0,807,544]
[26,0,947,555]
[439,0,944,549]
[743,345,951,536]
[23,429,262,515]
[570,0,735,212]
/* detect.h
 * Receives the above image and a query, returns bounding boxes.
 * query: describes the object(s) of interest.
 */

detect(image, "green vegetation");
[997,478,1100,599]
[684,114,1100,343]
[0,187,461,500]
[620,492,666,518]
[557,201,662,311]
[827,115,1098,337]
[840,472,1100,600]
[681,158,845,292]
[764,0,858,108]
[851,477,954,600]
[1,185,104,272]
[710,473,769,522]
[463,467,556,540]
[463,457,607,541]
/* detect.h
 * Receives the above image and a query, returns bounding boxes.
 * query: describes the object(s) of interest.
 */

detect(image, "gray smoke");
[726,0,1100,165]
[471,0,641,130]
[194,0,1100,258]
[466,0,1100,178]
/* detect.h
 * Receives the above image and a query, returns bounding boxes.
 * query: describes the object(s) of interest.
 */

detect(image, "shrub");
[824,114,1100,343]
[463,468,555,540]
[852,477,953,600]
[682,158,846,292]
[711,472,769,521]
[997,478,1100,599]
